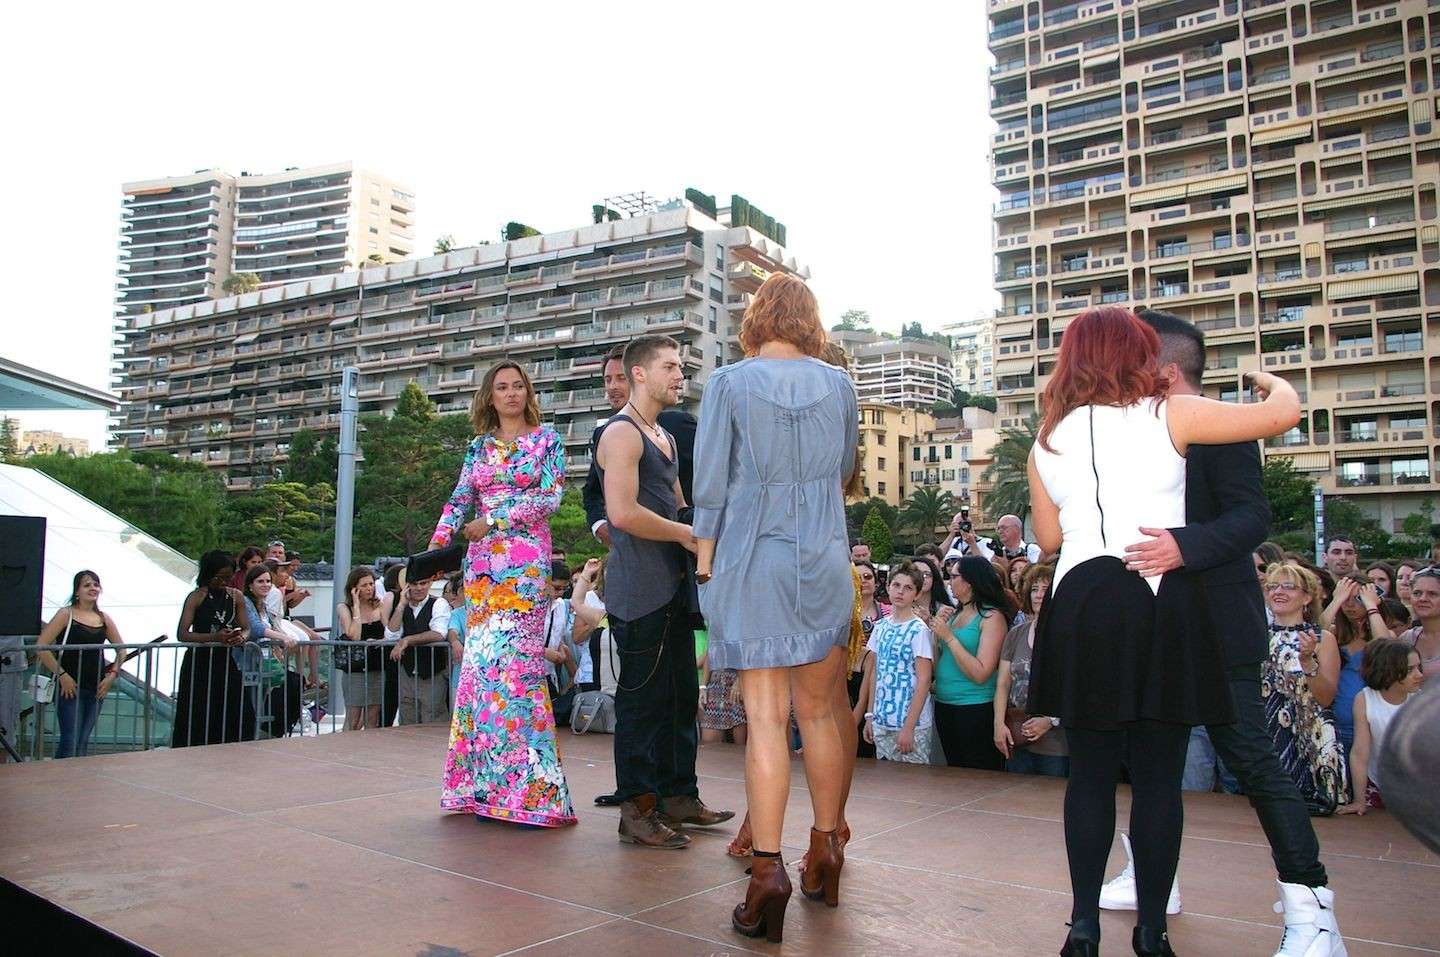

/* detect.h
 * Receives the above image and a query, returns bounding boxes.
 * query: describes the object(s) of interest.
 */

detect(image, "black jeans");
[934,701,1006,771]
[381,657,399,728]
[1207,663,1328,887]
[611,588,699,803]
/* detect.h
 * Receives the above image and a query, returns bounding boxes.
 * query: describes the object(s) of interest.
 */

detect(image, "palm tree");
[899,486,955,546]
[433,234,456,255]
[222,272,261,296]
[981,411,1040,524]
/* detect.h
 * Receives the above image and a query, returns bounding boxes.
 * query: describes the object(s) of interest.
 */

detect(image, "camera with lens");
[957,506,972,535]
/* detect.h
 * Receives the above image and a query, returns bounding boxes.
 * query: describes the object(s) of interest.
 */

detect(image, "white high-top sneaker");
[1273,881,1347,957]
[1098,832,1182,915]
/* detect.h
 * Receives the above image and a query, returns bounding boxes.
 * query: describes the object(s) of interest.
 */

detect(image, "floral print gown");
[431,425,576,827]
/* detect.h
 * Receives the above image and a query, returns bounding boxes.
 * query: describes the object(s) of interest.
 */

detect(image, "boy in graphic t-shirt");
[862,561,935,764]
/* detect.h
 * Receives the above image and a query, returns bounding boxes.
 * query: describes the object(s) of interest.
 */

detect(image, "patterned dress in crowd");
[1262,622,1349,814]
[431,426,577,827]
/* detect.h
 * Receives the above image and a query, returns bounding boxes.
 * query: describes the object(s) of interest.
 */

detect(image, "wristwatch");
[1048,716,1060,728]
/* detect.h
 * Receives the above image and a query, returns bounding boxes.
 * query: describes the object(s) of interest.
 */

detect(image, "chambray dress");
[694,357,858,670]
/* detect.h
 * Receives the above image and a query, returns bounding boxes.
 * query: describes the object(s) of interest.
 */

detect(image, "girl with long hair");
[1026,306,1299,956]
[925,555,1016,770]
[335,566,391,730]
[35,571,124,758]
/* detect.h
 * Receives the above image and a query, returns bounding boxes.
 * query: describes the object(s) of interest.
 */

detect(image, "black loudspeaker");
[0,516,45,637]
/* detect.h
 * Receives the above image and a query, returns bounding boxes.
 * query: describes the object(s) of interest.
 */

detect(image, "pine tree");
[861,505,894,565]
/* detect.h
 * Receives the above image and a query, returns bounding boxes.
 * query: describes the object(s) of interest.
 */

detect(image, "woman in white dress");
[1026,307,1299,956]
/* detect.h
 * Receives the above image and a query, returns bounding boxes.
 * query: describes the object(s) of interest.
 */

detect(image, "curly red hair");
[1038,307,1171,452]
[739,273,827,357]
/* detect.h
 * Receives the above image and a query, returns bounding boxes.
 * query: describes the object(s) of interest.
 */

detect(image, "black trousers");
[1066,720,1189,930]
[381,657,399,728]
[934,700,1006,771]
[847,671,875,759]
[611,588,699,803]
[1207,663,1328,887]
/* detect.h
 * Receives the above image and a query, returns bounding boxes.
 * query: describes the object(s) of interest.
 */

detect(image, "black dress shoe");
[1133,926,1177,956]
[1061,917,1100,956]
[594,791,621,807]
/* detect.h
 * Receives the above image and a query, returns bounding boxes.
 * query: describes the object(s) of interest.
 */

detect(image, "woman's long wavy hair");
[471,360,541,435]
[1038,307,1171,452]
[739,273,827,358]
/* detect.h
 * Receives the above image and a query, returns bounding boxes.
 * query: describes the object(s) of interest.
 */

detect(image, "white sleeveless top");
[1360,686,1406,789]
[1032,400,1186,594]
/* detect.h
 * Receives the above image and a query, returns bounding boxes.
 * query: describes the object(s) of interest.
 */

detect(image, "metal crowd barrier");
[2,636,459,760]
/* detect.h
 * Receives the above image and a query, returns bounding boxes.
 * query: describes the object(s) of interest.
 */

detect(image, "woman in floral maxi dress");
[430,361,577,827]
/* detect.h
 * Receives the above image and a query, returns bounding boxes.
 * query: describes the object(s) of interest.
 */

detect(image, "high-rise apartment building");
[988,0,1440,529]
[834,331,955,410]
[112,196,804,490]
[118,170,235,319]
[233,163,415,286]
[941,313,996,395]
[857,403,936,505]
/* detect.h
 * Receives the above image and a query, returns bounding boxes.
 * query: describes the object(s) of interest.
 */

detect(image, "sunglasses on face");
[1263,582,1302,593]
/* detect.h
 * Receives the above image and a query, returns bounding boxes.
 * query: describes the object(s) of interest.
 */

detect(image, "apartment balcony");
[1266,431,1325,449]
[1323,210,1416,235]
[1260,347,1306,369]
[539,387,607,413]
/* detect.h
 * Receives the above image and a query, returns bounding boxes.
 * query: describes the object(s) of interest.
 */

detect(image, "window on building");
[913,447,921,461]
[370,198,380,206]
[369,226,379,234]
[709,304,718,333]
[878,481,887,496]
[879,457,887,470]
[715,245,724,269]
[945,445,953,459]
[1391,414,1425,430]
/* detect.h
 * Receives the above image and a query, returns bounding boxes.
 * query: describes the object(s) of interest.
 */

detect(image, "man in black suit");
[583,343,631,547]
[1116,310,1345,956]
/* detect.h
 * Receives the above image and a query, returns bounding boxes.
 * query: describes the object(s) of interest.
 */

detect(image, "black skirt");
[1028,556,1234,731]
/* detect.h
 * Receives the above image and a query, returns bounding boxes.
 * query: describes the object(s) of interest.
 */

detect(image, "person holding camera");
[942,511,1040,564]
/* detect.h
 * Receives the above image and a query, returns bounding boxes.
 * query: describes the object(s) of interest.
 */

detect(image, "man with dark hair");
[851,541,871,562]
[583,343,631,548]
[1117,308,1345,955]
[595,333,731,847]
[1324,536,1358,577]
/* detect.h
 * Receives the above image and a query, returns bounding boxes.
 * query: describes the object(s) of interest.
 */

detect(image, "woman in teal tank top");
[921,556,1016,769]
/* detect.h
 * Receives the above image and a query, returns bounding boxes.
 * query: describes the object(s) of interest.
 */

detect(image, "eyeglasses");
[1263,582,1302,593]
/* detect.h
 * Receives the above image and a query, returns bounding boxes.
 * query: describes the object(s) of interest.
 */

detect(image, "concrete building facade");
[987,0,1440,530]
[835,331,955,410]
[857,402,936,505]
[942,313,996,396]
[111,200,805,490]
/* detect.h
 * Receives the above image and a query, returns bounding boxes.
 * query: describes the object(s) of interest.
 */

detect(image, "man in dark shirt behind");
[583,343,630,547]
[1115,310,1345,957]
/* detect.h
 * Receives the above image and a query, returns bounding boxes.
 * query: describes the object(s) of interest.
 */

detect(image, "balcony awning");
[1305,186,1413,213]
[1318,103,1407,125]
[233,332,259,345]
[1328,272,1419,299]
[1367,144,1413,160]
[996,318,1035,337]
[1252,122,1312,146]
[1326,228,1414,250]
[1259,283,1322,297]
[1087,52,1120,69]
[995,357,1035,376]
[328,314,358,327]
[1279,452,1331,471]
[1130,183,1186,206]
[1187,173,1248,195]
[1316,64,1405,88]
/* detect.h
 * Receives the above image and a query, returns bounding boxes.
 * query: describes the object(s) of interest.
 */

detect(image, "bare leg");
[701,727,725,744]
[791,646,847,832]
[831,668,857,834]
[732,723,748,746]
[739,666,794,853]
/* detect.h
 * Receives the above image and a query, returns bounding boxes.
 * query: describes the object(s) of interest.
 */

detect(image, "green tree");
[831,309,872,332]
[434,235,456,255]
[17,450,225,558]
[861,505,894,565]
[220,481,333,555]
[981,411,1040,524]
[352,385,472,561]
[222,272,261,296]
[846,496,897,540]
[899,487,955,544]
[1323,496,1391,559]
[0,416,18,458]
[548,487,606,566]
[285,428,339,487]
[1261,457,1315,534]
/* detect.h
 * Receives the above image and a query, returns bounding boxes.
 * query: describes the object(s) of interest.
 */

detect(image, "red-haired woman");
[1026,307,1299,956]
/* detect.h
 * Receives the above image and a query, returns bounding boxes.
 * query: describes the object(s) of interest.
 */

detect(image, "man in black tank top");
[596,335,733,849]
[1123,310,1344,955]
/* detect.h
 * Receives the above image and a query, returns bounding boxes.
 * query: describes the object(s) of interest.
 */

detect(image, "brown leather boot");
[799,827,844,907]
[732,853,792,943]
[618,794,690,849]
[660,794,736,828]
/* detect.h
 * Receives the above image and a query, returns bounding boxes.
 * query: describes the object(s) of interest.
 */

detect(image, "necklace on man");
[626,402,663,442]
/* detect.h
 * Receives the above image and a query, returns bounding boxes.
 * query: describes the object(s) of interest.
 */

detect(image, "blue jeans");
[1007,748,1070,777]
[55,692,102,759]
[1182,725,1240,794]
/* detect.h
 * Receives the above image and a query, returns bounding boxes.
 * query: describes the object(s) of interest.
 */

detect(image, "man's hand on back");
[1124,526,1184,577]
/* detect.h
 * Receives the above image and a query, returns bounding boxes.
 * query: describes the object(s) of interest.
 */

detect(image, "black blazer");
[582,422,609,531]
[656,408,697,507]
[1168,440,1271,667]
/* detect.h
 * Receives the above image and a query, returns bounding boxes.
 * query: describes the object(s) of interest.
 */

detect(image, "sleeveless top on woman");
[1028,400,1234,730]
[57,615,109,692]
[1359,687,1405,791]
[1263,622,1347,814]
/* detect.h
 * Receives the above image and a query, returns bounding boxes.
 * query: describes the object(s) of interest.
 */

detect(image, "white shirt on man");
[945,537,1040,564]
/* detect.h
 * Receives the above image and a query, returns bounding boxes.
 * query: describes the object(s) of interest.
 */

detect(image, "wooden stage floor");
[1,725,1435,956]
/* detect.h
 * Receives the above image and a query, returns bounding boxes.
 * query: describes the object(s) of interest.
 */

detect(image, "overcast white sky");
[3,1,997,449]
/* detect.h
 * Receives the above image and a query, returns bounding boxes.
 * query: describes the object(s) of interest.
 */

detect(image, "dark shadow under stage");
[1,725,1435,956]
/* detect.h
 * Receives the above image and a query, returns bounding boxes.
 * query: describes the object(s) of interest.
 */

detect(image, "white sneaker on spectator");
[1098,832,1182,915]
[1272,881,1347,957]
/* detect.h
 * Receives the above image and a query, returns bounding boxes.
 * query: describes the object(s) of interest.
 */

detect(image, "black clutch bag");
[404,542,466,583]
